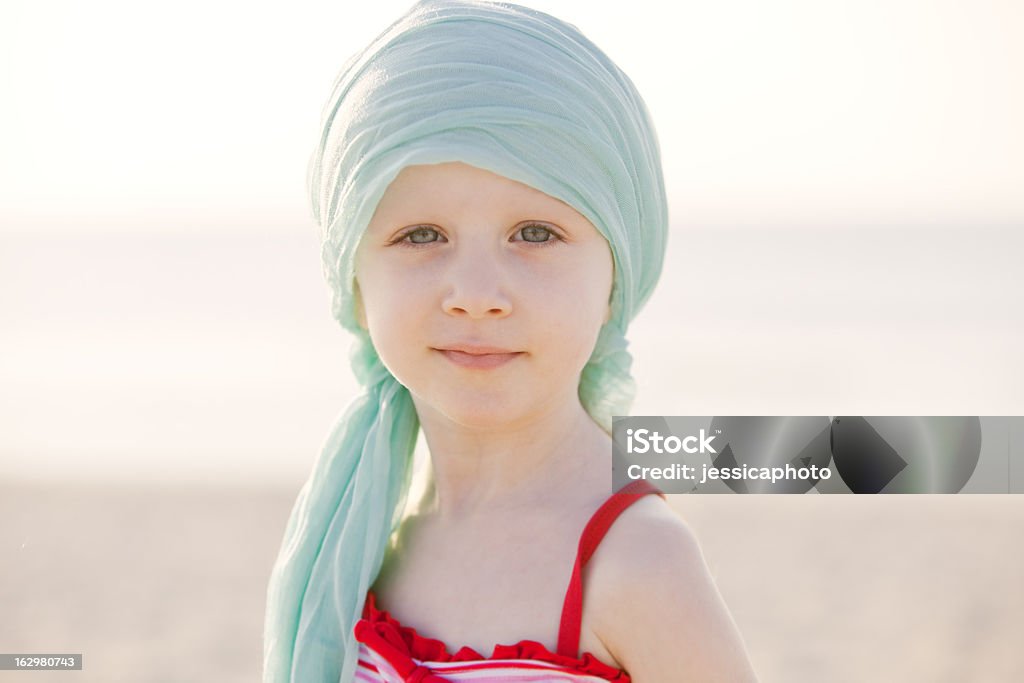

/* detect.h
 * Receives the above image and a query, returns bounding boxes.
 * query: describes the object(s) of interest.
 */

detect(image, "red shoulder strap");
[555,479,665,658]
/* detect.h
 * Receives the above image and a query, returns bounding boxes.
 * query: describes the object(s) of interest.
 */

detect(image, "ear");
[353,279,368,330]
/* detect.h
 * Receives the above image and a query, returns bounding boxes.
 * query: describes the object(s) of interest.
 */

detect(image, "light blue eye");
[520,224,555,243]
[406,227,441,244]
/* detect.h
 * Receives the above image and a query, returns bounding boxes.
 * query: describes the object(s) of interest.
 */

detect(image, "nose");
[440,247,513,319]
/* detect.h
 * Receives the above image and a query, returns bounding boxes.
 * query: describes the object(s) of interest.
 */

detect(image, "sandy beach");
[2,481,1022,682]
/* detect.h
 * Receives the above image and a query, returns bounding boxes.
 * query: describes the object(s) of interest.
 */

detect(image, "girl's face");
[354,161,613,429]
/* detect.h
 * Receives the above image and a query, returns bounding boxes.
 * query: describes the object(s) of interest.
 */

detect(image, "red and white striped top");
[353,480,664,682]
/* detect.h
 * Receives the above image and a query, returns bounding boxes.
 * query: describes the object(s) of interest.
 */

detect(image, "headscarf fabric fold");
[264,1,668,681]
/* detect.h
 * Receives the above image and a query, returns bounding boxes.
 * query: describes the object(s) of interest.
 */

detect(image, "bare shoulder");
[585,496,759,683]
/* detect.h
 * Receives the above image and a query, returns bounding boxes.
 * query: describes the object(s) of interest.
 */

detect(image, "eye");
[393,226,445,246]
[515,223,563,245]
[389,223,563,248]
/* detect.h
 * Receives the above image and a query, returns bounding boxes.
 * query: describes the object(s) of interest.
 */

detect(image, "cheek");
[362,287,420,342]
[536,257,613,357]
[356,255,421,320]
[558,248,614,316]
[354,264,422,361]
[357,284,427,384]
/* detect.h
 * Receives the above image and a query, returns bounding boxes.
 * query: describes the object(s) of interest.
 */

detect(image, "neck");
[412,392,613,521]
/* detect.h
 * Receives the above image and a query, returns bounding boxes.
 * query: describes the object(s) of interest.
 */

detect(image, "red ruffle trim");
[355,590,631,682]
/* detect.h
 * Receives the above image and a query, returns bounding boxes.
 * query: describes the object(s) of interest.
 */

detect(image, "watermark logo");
[625,428,717,454]
[612,416,1022,494]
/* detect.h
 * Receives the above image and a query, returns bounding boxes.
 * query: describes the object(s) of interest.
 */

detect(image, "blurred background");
[1,0,1022,681]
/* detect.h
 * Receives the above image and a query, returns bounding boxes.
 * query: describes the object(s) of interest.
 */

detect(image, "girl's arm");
[590,502,760,683]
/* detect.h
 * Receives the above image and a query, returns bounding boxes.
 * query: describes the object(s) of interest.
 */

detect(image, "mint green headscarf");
[263,1,667,681]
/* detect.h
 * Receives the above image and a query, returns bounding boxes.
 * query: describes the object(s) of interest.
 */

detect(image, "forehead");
[371,161,587,224]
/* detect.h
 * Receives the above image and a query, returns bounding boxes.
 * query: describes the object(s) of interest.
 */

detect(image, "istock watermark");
[612,416,1024,494]
[624,427,718,454]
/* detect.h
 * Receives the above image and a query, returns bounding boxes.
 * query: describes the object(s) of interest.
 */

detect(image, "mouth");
[433,346,524,370]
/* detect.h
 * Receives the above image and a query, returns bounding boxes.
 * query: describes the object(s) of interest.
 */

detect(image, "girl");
[264,1,758,681]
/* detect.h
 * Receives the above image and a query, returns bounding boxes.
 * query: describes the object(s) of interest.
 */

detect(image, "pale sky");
[2,0,1022,232]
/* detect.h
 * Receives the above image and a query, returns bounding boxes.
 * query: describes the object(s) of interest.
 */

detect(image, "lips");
[433,344,524,369]
[437,344,519,355]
